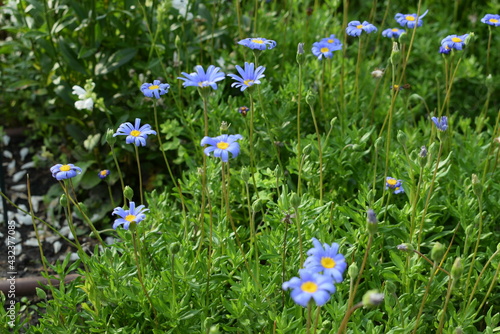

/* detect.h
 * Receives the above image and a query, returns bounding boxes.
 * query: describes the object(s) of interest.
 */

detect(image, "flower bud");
[348,262,359,280]
[397,130,407,146]
[451,257,463,281]
[390,42,401,64]
[397,243,414,252]
[296,42,305,65]
[60,194,68,207]
[169,242,181,255]
[290,192,301,209]
[419,145,428,158]
[220,121,230,133]
[124,186,134,201]
[252,199,263,212]
[367,209,378,235]
[471,173,482,197]
[106,128,116,146]
[240,167,250,183]
[362,290,384,307]
[455,326,464,334]
[430,242,445,263]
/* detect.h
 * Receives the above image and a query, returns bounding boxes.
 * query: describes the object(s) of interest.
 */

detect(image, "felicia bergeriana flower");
[112,201,149,230]
[238,106,249,117]
[441,34,469,51]
[386,177,404,194]
[178,65,225,90]
[382,28,406,38]
[50,164,82,181]
[439,45,451,54]
[481,14,500,26]
[238,37,277,50]
[431,116,448,131]
[98,170,110,179]
[320,34,341,45]
[140,80,170,99]
[113,118,157,147]
[395,9,429,28]
[346,21,378,37]
[201,134,243,162]
[311,41,342,60]
[304,238,347,283]
[282,269,336,307]
[228,62,265,92]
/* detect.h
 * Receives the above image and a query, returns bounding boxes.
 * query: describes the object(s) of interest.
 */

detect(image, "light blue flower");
[282,269,336,307]
[346,21,377,37]
[98,170,110,179]
[228,62,265,92]
[386,177,404,194]
[481,14,500,26]
[441,34,469,51]
[140,80,170,99]
[304,238,347,283]
[320,34,341,45]
[113,118,157,147]
[382,28,406,38]
[238,37,277,50]
[311,41,342,60]
[178,65,225,90]
[395,9,429,28]
[50,164,82,181]
[439,45,451,54]
[431,116,448,131]
[112,201,149,230]
[200,134,243,162]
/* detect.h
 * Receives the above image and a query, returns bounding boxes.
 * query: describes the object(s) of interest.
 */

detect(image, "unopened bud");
[455,326,464,334]
[60,194,68,207]
[397,243,414,252]
[240,167,250,183]
[290,192,301,209]
[419,145,428,158]
[348,262,359,280]
[124,186,134,201]
[362,290,384,307]
[471,174,482,197]
[430,242,445,263]
[220,121,230,132]
[451,257,463,281]
[106,128,117,146]
[169,242,181,255]
[367,209,378,235]
[390,42,401,64]
[397,130,407,146]
[252,199,263,212]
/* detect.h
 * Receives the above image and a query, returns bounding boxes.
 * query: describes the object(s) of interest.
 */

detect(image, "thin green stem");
[297,59,303,196]
[354,37,363,109]
[312,306,321,334]
[486,26,492,74]
[306,301,312,334]
[248,93,260,198]
[413,263,438,333]
[336,302,364,334]
[294,206,303,267]
[478,259,500,311]
[467,249,500,309]
[437,278,455,334]
[110,144,126,205]
[307,98,324,204]
[134,146,143,205]
[464,191,484,298]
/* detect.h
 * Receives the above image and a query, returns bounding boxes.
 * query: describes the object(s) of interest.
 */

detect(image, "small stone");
[7,160,16,175]
[3,150,13,159]
[21,161,35,170]
[2,135,10,146]
[12,170,27,183]
[30,196,44,213]
[11,184,27,192]
[53,241,62,254]
[15,212,33,226]
[69,253,80,261]
[24,238,39,247]
[20,147,29,161]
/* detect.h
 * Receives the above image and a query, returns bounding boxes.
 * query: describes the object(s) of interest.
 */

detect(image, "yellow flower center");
[387,178,398,186]
[148,85,159,90]
[451,37,462,43]
[301,281,318,293]
[60,165,71,172]
[100,170,108,176]
[391,28,399,32]
[243,79,254,86]
[490,18,499,23]
[217,142,230,150]
[251,39,264,44]
[321,257,336,269]
[356,24,363,29]
[198,81,209,87]
[327,39,334,43]
[393,85,399,89]
[406,15,415,21]
[395,187,400,191]
[125,214,136,222]
[130,130,141,137]
[320,47,329,53]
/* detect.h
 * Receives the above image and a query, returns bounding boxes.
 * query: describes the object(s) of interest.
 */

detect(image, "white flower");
[71,83,95,111]
[75,98,94,111]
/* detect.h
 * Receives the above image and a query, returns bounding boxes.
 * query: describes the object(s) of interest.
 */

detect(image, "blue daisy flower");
[178,65,225,90]
[200,134,243,162]
[439,45,451,54]
[282,269,336,307]
[395,9,429,28]
[113,118,157,147]
[441,34,469,51]
[140,80,170,99]
[237,37,277,50]
[311,41,342,60]
[98,170,110,179]
[346,21,378,37]
[112,201,149,230]
[481,14,500,26]
[228,62,266,92]
[50,164,82,181]
[386,177,404,194]
[320,34,341,45]
[382,28,406,38]
[304,238,347,283]
[431,116,448,131]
